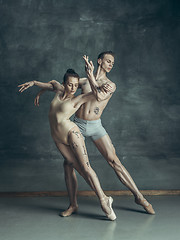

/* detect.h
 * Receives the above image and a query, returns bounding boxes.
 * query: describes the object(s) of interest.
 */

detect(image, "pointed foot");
[135,198,155,215]
[101,196,117,221]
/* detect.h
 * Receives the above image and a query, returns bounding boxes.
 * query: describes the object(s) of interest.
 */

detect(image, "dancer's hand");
[34,89,46,107]
[18,81,35,93]
[101,83,113,93]
[34,93,40,106]
[83,55,94,77]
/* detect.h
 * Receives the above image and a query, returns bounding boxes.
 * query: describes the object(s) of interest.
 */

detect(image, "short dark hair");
[63,69,79,84]
[98,51,115,60]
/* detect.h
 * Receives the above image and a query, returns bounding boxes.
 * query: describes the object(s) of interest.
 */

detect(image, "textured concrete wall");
[0,0,180,191]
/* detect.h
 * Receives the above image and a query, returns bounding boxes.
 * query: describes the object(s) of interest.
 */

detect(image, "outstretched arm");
[83,55,116,101]
[18,79,64,93]
[18,80,53,93]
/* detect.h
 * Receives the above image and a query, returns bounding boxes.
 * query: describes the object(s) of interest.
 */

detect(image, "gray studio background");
[0,0,180,192]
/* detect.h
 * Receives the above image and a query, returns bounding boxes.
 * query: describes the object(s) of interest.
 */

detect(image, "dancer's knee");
[107,154,123,172]
[81,162,92,176]
[63,159,74,170]
[104,146,116,163]
[105,151,116,166]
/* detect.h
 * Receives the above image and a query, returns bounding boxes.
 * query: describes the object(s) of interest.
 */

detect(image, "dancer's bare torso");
[49,93,78,144]
[76,77,114,120]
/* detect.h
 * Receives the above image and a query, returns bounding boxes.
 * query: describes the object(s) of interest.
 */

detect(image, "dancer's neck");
[95,66,107,80]
[60,91,74,100]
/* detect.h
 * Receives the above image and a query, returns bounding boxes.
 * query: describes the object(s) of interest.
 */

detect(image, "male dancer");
[35,51,155,216]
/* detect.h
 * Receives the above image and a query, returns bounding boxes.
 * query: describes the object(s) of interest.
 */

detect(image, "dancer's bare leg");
[94,134,155,214]
[62,157,99,216]
[62,160,78,216]
[57,145,99,217]
[55,127,116,220]
[56,143,103,217]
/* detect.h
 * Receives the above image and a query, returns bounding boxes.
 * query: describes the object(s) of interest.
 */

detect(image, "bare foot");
[60,205,78,217]
[101,196,116,221]
[135,197,155,214]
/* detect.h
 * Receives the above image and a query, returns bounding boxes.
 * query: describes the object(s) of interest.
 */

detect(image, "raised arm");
[83,55,116,101]
[34,80,64,106]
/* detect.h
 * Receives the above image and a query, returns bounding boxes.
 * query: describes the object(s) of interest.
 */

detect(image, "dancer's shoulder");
[78,77,88,88]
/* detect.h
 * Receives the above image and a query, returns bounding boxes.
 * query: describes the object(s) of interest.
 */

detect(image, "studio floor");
[0,195,179,240]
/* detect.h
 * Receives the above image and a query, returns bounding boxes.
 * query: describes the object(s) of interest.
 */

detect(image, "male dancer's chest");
[75,79,110,120]
[81,78,108,94]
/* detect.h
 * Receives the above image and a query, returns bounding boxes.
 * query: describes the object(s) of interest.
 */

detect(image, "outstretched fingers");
[83,55,89,63]
[18,84,30,93]
[83,55,94,75]
[83,55,90,69]
[89,60,94,71]
[18,81,34,93]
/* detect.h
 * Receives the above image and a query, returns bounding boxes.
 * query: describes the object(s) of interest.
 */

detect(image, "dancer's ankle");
[70,203,78,208]
[60,205,78,217]
[100,195,108,203]
[135,193,144,201]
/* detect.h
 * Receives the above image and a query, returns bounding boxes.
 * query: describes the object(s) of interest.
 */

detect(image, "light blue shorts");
[74,116,107,141]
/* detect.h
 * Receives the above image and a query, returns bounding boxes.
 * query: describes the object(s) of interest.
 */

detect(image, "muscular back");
[75,77,114,120]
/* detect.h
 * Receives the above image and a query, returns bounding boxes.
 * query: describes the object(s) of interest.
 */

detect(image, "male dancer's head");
[97,51,115,60]
[97,51,114,73]
[95,51,115,78]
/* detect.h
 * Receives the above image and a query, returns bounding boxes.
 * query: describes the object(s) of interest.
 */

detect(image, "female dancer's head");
[63,69,79,95]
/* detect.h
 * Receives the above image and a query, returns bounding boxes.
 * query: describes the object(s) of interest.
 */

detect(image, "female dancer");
[18,69,116,221]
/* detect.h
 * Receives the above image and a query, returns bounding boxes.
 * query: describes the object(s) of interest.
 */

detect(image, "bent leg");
[94,134,155,214]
